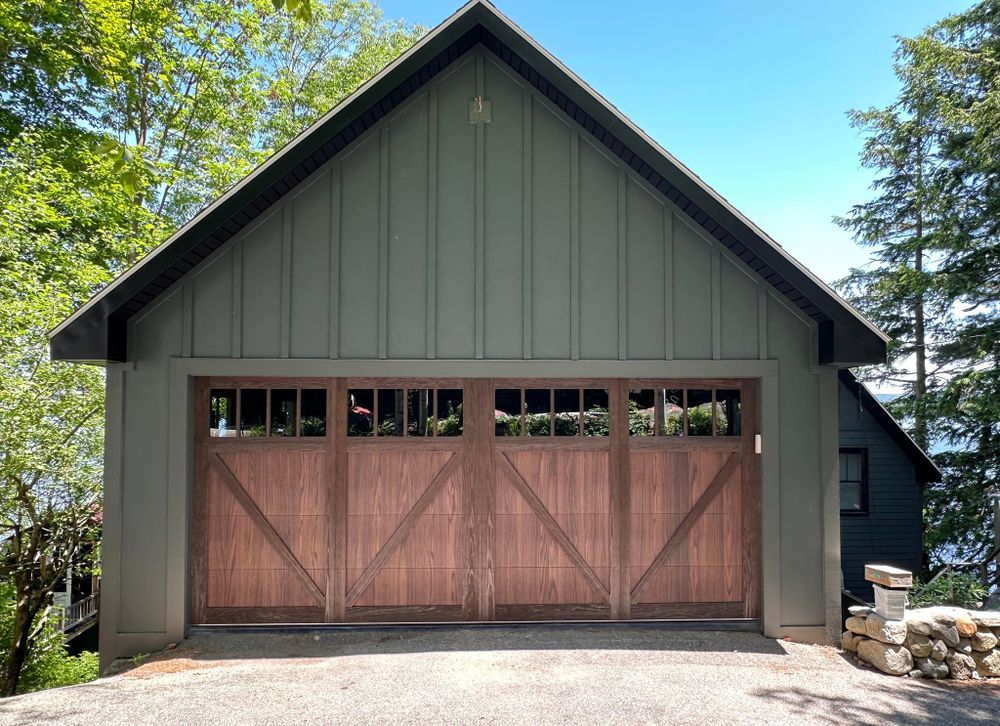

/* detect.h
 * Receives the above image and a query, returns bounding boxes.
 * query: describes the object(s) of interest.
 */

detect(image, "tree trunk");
[0,589,41,697]
[913,244,928,451]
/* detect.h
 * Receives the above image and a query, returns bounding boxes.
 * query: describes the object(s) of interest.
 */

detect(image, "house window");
[840,448,868,514]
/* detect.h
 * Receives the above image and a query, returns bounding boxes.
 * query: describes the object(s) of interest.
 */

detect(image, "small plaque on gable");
[468,97,492,124]
[865,564,913,589]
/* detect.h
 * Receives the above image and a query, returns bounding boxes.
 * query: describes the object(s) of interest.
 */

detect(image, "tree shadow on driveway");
[111,624,789,672]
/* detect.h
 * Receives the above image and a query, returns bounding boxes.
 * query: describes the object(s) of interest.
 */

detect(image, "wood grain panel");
[630,565,742,604]
[344,605,464,622]
[348,567,462,606]
[494,567,609,605]
[204,607,325,624]
[207,568,327,608]
[347,451,455,515]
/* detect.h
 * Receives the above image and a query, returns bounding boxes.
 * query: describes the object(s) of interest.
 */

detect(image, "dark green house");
[838,370,942,600]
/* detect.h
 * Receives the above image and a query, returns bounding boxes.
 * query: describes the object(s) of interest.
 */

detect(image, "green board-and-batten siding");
[838,379,922,601]
[163,52,779,365]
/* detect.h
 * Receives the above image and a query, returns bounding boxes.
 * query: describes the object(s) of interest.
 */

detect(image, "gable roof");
[838,369,942,483]
[50,0,888,365]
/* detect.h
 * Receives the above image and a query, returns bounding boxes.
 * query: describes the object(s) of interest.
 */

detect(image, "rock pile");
[843,606,1000,679]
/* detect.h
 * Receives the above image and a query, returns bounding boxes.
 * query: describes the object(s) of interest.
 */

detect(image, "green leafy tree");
[0,0,421,694]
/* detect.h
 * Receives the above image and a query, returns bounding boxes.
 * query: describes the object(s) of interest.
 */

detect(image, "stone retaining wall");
[843,606,1000,679]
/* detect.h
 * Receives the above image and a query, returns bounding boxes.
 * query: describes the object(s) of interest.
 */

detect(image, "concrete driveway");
[2,626,998,725]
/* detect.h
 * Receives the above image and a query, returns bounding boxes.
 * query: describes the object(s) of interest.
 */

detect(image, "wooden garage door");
[191,377,757,624]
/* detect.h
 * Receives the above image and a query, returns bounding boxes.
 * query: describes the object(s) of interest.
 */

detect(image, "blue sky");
[379,0,973,287]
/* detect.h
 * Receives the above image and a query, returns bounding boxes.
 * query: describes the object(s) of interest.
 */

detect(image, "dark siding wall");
[838,379,923,600]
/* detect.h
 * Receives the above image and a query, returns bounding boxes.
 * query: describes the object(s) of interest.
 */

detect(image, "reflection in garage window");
[523,389,552,436]
[582,389,609,436]
[406,389,433,437]
[239,389,267,437]
[628,385,744,437]
[347,387,463,437]
[554,389,581,437]
[686,389,714,436]
[348,389,374,436]
[300,389,327,437]
[716,389,741,436]
[628,389,654,436]
[435,389,463,437]
[209,389,237,437]
[270,389,296,437]
[376,389,405,437]
[660,389,684,436]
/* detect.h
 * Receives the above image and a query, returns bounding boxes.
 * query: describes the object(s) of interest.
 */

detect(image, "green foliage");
[0,0,423,695]
[0,585,98,694]
[435,403,463,437]
[909,572,988,609]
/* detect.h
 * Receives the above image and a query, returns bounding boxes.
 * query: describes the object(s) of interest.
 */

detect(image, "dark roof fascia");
[51,0,887,365]
[838,369,943,483]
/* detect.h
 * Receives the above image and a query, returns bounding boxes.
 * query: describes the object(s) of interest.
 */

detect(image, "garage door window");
[629,386,741,437]
[347,387,463,437]
[208,387,327,437]
[494,387,609,436]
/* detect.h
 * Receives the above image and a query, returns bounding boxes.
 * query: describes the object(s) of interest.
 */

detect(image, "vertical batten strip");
[474,53,486,360]
[570,131,580,360]
[280,204,292,359]
[522,89,533,359]
[663,209,674,361]
[231,239,243,358]
[329,167,341,359]
[617,170,628,360]
[378,127,390,359]
[181,282,193,357]
[711,248,721,360]
[758,288,768,360]
[426,88,438,359]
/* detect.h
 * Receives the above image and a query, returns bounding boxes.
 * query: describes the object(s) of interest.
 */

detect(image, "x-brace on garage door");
[191,378,758,624]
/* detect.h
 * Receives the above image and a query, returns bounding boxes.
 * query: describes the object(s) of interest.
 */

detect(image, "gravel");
[2,626,999,725]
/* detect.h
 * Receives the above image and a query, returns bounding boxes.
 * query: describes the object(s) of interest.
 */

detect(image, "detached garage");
[50,1,887,669]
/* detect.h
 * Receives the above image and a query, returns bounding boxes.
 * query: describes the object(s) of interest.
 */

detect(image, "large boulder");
[858,640,913,676]
[914,657,949,680]
[929,639,948,662]
[842,631,864,653]
[945,651,976,680]
[971,650,1000,678]
[865,612,908,645]
[904,633,932,658]
[971,626,999,652]
[845,616,868,636]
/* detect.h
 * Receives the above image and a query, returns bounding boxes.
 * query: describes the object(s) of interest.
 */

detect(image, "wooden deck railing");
[57,592,100,633]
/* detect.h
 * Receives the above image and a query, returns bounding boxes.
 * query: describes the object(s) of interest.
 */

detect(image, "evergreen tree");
[840,1,1000,570]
